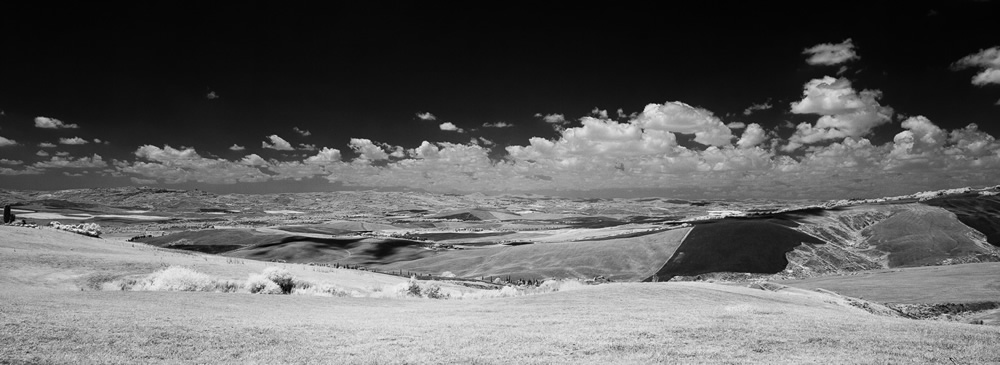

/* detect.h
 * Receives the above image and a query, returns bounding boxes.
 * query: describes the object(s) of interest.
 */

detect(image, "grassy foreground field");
[2,226,1000,364]
[3,282,1000,364]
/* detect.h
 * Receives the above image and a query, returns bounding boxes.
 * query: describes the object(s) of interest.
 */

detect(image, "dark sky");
[1,1,999,198]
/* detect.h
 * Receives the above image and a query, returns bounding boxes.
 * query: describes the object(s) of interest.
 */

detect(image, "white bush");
[135,267,214,291]
[246,273,283,294]
[555,279,588,292]
[498,286,519,298]
[292,283,348,297]
[262,267,295,294]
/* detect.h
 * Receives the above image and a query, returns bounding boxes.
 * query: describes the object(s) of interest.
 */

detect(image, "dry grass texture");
[2,225,999,364]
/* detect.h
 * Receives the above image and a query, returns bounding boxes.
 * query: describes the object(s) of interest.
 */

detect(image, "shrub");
[210,280,242,293]
[135,267,215,291]
[246,273,283,294]
[423,283,449,299]
[262,267,295,294]
[498,286,519,298]
[291,282,349,297]
[405,276,422,297]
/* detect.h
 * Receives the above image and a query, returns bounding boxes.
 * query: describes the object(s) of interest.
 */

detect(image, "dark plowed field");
[647,219,823,281]
[922,194,1000,246]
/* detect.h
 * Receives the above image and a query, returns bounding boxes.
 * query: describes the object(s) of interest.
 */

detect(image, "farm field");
[779,262,1000,304]
[3,186,1000,363]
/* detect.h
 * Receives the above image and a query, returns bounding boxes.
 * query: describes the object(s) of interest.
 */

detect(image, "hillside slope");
[0,226,413,293]
[380,228,691,281]
[787,203,1000,276]
[3,280,999,364]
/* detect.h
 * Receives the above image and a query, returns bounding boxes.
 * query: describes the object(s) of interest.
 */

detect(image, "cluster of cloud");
[13,95,989,198]
[953,47,1000,87]
[121,145,272,184]
[784,77,893,151]
[5,42,1000,198]
[114,114,992,199]
[416,111,466,133]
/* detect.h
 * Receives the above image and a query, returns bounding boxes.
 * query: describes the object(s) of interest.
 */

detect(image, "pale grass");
[2,283,999,364]
[2,226,1000,363]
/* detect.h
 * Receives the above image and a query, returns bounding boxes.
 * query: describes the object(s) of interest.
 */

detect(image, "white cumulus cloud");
[125,145,271,184]
[785,77,893,150]
[0,136,16,147]
[535,113,567,124]
[349,138,390,161]
[229,144,245,151]
[953,47,1000,86]
[304,147,342,164]
[439,122,464,133]
[59,137,89,145]
[631,101,733,146]
[803,39,859,66]
[35,116,79,129]
[416,112,437,121]
[34,154,107,169]
[262,135,294,150]
[239,154,268,166]
[737,123,767,149]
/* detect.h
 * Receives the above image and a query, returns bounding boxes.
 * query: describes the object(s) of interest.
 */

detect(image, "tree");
[2,205,14,224]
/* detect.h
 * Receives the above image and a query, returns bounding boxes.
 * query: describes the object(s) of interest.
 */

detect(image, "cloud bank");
[85,94,994,200]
